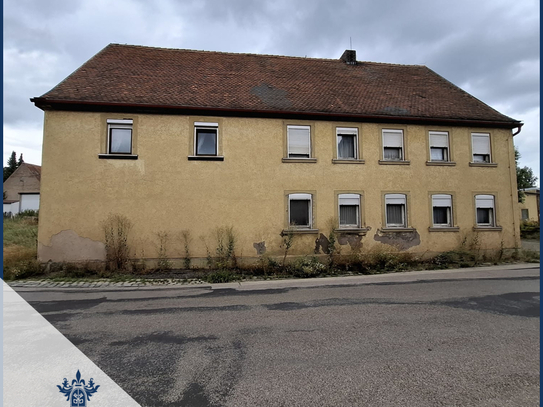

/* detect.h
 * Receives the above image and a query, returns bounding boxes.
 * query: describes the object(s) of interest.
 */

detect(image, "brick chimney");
[340,49,357,65]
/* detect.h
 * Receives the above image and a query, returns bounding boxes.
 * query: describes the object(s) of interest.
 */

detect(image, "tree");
[3,151,19,182]
[17,153,24,166]
[516,148,538,202]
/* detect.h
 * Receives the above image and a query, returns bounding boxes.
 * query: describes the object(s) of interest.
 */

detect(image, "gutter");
[512,123,523,136]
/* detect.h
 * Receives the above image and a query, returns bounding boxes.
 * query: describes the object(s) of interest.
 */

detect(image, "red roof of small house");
[32,44,520,128]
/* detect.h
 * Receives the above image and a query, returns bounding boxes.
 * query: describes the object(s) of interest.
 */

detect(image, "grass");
[3,216,40,279]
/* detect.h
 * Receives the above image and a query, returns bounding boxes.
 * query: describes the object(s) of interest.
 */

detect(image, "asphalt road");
[15,265,540,407]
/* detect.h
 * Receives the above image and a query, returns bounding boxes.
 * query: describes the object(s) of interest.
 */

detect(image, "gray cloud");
[3,0,539,178]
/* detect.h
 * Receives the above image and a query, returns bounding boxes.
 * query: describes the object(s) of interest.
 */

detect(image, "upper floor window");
[287,125,311,158]
[385,193,407,228]
[472,133,491,163]
[382,129,404,161]
[338,194,360,228]
[429,131,449,161]
[195,122,218,156]
[432,194,453,227]
[107,119,133,154]
[475,194,495,226]
[288,193,312,228]
[337,128,358,159]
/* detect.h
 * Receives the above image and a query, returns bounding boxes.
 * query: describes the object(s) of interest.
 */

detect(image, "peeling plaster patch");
[253,241,266,255]
[250,83,293,109]
[38,230,106,262]
[373,229,421,251]
[314,233,330,254]
[337,234,363,250]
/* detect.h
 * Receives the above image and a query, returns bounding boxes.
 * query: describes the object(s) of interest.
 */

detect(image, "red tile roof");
[33,44,519,127]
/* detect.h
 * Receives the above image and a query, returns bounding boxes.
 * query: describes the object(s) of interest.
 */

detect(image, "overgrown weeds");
[102,213,133,271]
[154,231,172,272]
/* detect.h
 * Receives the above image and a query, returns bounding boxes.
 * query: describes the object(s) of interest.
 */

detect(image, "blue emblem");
[57,370,100,406]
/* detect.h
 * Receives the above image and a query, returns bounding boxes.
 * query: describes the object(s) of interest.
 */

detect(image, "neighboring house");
[31,44,523,263]
[3,163,41,216]
[519,187,540,224]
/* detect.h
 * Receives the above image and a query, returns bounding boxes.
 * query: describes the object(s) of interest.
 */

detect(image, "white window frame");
[288,193,312,228]
[385,193,407,228]
[107,119,133,154]
[432,194,453,227]
[194,122,219,156]
[382,129,404,161]
[338,193,361,228]
[429,131,449,162]
[336,127,358,160]
[471,133,491,163]
[287,125,311,158]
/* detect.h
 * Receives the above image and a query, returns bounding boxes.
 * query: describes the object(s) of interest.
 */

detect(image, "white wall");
[19,194,40,212]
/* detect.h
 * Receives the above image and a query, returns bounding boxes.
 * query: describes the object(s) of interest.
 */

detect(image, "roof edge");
[30,98,522,129]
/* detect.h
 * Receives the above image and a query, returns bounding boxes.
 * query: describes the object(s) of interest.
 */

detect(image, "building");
[519,187,540,224]
[31,44,522,264]
[3,163,41,216]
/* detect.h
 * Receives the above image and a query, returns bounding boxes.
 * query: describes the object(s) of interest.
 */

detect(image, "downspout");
[507,127,521,248]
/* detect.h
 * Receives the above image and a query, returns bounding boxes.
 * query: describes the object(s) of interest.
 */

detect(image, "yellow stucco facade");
[519,191,540,223]
[37,111,521,263]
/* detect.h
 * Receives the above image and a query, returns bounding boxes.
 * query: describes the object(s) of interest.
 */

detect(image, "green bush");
[204,270,241,283]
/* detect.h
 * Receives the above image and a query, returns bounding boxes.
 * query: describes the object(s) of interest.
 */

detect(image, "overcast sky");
[3,0,540,183]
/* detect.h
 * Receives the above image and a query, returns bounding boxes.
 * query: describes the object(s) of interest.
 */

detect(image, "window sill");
[335,227,370,234]
[188,156,224,161]
[380,227,416,232]
[332,159,365,164]
[426,161,456,166]
[98,154,138,160]
[282,158,318,163]
[473,226,503,231]
[378,160,410,165]
[281,228,319,235]
[428,226,460,232]
[469,162,497,167]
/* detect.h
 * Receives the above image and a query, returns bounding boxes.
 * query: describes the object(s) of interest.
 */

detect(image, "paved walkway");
[8,262,539,290]
[521,239,540,252]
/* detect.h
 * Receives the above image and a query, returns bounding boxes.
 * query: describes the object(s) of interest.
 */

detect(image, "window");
[385,194,407,227]
[475,195,495,226]
[521,209,529,220]
[287,125,311,158]
[382,130,404,160]
[337,128,358,159]
[338,194,360,228]
[472,133,491,163]
[195,122,218,156]
[429,131,449,161]
[289,193,312,228]
[107,119,133,154]
[432,194,453,227]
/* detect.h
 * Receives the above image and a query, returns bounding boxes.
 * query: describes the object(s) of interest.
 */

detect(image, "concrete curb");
[8,262,539,291]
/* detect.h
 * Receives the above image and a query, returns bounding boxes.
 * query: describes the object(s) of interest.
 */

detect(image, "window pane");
[384,147,401,160]
[521,209,529,220]
[340,205,358,226]
[386,204,404,225]
[338,135,355,158]
[473,154,489,163]
[196,130,217,155]
[110,128,132,153]
[290,200,310,226]
[477,208,492,224]
[430,147,447,161]
[433,207,449,225]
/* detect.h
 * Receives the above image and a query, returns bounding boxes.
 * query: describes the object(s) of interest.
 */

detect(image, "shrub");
[155,231,172,272]
[204,270,241,283]
[290,256,326,278]
[102,213,133,271]
[215,226,237,269]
